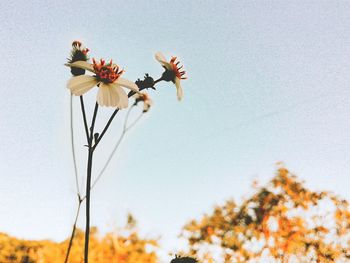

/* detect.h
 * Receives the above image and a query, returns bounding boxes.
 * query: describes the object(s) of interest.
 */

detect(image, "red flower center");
[170,56,187,80]
[93,58,124,83]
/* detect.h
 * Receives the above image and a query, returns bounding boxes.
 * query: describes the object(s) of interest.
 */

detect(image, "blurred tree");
[182,166,350,262]
[0,215,158,263]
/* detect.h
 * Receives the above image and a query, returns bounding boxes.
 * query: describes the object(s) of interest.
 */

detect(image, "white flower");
[134,92,153,113]
[66,59,139,108]
[155,52,187,101]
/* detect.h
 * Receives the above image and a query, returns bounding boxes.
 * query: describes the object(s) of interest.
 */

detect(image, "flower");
[134,92,153,113]
[155,52,187,101]
[66,59,139,108]
[67,41,90,76]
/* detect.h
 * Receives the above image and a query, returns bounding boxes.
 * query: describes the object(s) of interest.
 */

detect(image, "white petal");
[175,78,183,101]
[115,78,139,92]
[155,52,167,64]
[67,75,97,96]
[65,61,94,72]
[97,83,120,107]
[114,86,129,109]
[96,84,108,107]
[155,51,172,70]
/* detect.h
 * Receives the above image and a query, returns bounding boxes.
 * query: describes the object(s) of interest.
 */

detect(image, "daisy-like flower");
[66,58,139,108]
[134,92,153,113]
[68,41,90,76]
[155,52,187,101]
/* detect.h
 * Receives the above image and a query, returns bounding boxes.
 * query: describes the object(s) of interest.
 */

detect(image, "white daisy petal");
[97,83,120,107]
[114,86,129,109]
[67,75,98,96]
[109,85,119,107]
[97,84,108,106]
[155,52,167,64]
[155,52,172,70]
[65,61,94,72]
[175,77,183,101]
[115,78,139,92]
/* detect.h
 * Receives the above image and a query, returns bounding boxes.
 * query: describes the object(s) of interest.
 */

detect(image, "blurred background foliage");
[1,166,350,262]
[182,166,350,262]
[0,214,158,263]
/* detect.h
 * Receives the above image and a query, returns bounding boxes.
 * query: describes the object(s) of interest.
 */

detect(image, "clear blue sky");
[1,1,350,261]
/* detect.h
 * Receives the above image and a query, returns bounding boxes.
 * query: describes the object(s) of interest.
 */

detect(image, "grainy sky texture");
[1,1,350,261]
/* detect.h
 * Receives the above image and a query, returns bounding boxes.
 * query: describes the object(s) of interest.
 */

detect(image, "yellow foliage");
[0,217,158,263]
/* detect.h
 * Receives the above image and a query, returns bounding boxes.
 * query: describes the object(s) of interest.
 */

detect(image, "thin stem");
[64,199,82,263]
[84,149,93,263]
[81,76,158,261]
[70,94,80,197]
[84,102,98,263]
[123,105,134,131]
[125,111,143,132]
[90,103,99,143]
[80,96,89,142]
[93,108,119,150]
[90,133,125,191]
[67,80,151,260]
[90,105,143,190]
[153,77,163,85]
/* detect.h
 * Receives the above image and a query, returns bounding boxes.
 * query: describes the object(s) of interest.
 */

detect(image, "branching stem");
[67,75,162,262]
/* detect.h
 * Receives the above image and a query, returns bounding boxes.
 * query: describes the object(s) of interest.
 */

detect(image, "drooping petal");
[113,86,129,109]
[67,75,98,96]
[97,83,120,107]
[65,61,95,72]
[155,52,172,70]
[175,77,183,101]
[97,84,108,107]
[115,78,139,92]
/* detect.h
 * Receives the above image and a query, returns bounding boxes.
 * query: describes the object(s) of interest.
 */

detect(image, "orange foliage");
[182,167,350,262]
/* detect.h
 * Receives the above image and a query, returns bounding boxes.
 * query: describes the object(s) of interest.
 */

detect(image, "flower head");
[134,92,153,113]
[155,52,187,101]
[92,58,124,83]
[65,59,139,108]
[68,41,90,76]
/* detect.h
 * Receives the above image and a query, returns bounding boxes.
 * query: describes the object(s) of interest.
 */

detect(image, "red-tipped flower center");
[93,58,124,83]
[170,56,187,80]
[71,41,89,55]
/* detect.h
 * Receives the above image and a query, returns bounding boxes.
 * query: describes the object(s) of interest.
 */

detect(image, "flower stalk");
[65,42,187,262]
[64,101,145,263]
[80,96,89,142]
[64,198,82,263]
[84,103,98,263]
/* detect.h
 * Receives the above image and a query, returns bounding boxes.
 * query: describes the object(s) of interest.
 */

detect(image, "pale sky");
[1,1,350,262]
